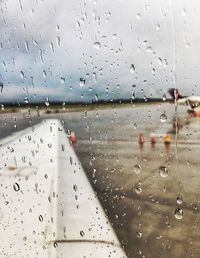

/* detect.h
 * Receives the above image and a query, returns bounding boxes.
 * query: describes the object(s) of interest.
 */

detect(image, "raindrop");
[53,242,58,248]
[79,78,86,87]
[135,186,142,194]
[134,164,141,174]
[20,71,25,80]
[25,41,29,52]
[56,36,61,47]
[160,113,167,123]
[13,183,20,192]
[159,166,168,178]
[93,42,101,49]
[176,195,183,205]
[0,82,3,94]
[80,230,85,237]
[73,184,78,192]
[136,231,143,238]
[60,77,65,84]
[174,207,183,220]
[70,156,73,165]
[49,42,54,53]
[33,39,38,46]
[136,13,142,19]
[158,57,162,65]
[130,64,135,73]
[145,46,153,53]
[45,97,50,106]
[39,215,43,222]
[156,235,162,240]
[61,144,65,151]
[156,24,160,30]
[39,49,44,63]
[182,8,186,16]
[24,97,29,103]
[186,42,190,49]
[43,70,47,78]
[162,94,167,101]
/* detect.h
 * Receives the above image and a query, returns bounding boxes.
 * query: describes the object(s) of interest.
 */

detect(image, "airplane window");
[0,0,200,257]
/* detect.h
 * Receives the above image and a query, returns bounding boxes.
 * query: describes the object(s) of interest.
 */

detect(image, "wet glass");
[0,0,200,257]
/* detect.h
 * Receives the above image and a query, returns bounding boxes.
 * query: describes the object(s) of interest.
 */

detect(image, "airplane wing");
[0,119,127,258]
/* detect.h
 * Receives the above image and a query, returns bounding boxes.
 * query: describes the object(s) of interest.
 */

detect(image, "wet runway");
[1,102,200,258]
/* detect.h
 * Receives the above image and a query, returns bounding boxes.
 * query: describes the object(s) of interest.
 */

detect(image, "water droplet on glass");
[182,8,186,16]
[130,64,135,73]
[24,97,29,103]
[133,123,137,129]
[136,13,142,19]
[13,183,20,192]
[158,57,162,65]
[136,231,143,238]
[25,41,29,52]
[186,42,190,49]
[160,113,167,123]
[60,77,65,84]
[49,42,54,53]
[33,39,38,46]
[93,42,101,49]
[53,242,58,248]
[45,97,50,106]
[39,215,43,222]
[162,94,167,101]
[174,207,183,220]
[176,195,183,205]
[79,78,86,87]
[134,164,141,174]
[80,230,85,237]
[145,46,153,53]
[73,184,78,192]
[156,235,162,240]
[135,186,142,194]
[159,166,168,178]
[156,24,160,30]
[56,36,61,47]
[43,70,47,78]
[20,71,25,80]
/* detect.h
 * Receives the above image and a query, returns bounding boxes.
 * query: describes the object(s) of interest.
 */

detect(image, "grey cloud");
[0,0,200,102]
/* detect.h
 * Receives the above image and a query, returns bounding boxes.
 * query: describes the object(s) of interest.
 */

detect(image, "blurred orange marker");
[138,133,145,145]
[70,131,77,145]
[163,134,171,145]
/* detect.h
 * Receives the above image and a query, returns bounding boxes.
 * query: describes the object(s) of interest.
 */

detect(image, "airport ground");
[0,102,200,258]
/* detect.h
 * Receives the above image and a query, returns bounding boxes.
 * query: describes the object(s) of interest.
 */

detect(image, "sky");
[0,0,200,103]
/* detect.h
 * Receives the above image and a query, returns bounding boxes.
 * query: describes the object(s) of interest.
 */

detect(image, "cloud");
[0,0,200,102]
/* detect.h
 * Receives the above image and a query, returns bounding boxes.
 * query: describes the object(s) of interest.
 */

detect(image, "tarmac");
[0,102,200,258]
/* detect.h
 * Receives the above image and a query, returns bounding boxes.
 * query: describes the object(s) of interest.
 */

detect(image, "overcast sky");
[0,0,200,103]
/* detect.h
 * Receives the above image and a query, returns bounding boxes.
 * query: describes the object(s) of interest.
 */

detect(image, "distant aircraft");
[0,82,3,93]
[168,88,200,117]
